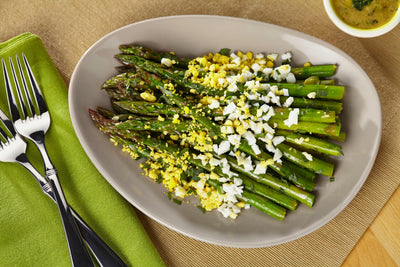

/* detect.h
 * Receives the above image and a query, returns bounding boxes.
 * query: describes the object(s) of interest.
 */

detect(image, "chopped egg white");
[161,58,173,67]
[302,152,313,161]
[283,96,294,107]
[273,148,283,163]
[141,49,318,220]
[284,108,299,127]
[307,92,317,99]
[208,99,220,109]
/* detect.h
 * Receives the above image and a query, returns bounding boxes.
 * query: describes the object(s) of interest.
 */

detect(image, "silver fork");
[0,108,94,266]
[0,111,127,267]
[2,55,127,267]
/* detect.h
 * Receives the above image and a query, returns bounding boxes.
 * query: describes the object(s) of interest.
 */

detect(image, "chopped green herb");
[352,0,372,11]
[180,171,189,181]
[172,198,182,205]
[156,174,163,184]
[197,205,206,213]
[187,187,197,195]
[219,48,231,56]
[141,163,151,169]
[192,176,200,182]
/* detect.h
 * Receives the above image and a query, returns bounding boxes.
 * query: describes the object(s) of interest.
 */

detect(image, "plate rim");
[68,14,382,248]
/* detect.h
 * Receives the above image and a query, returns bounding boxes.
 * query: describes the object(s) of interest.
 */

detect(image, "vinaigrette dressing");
[332,0,399,29]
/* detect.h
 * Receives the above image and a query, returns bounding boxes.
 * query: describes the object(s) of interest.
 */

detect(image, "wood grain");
[343,185,400,266]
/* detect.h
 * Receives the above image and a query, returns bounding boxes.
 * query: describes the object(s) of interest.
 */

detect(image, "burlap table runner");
[1,1,399,266]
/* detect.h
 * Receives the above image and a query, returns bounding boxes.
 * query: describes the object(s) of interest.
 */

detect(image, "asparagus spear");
[115,54,188,83]
[241,177,299,210]
[104,70,343,114]
[112,101,181,117]
[223,154,315,207]
[113,100,337,123]
[115,54,342,99]
[265,83,344,100]
[90,108,300,209]
[119,44,191,68]
[300,76,335,85]
[279,96,343,114]
[275,143,334,177]
[291,65,337,79]
[238,191,286,220]
[264,107,336,123]
[116,118,204,133]
[275,129,343,156]
[268,118,341,137]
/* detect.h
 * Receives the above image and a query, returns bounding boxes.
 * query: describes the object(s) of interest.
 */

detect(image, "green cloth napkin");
[0,33,164,267]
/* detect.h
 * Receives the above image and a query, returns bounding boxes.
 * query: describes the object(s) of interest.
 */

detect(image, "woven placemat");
[1,1,399,266]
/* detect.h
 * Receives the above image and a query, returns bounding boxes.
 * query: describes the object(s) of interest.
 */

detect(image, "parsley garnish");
[197,205,206,213]
[219,48,231,56]
[352,0,372,11]
[172,198,182,205]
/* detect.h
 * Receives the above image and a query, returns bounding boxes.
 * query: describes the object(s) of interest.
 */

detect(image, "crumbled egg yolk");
[172,114,181,124]
[140,91,156,102]
[179,131,214,152]
[137,50,309,220]
[185,50,277,91]
[141,149,237,214]
[184,50,302,179]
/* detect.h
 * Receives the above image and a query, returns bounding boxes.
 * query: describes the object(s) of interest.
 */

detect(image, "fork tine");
[22,53,48,114]
[2,58,22,122]
[0,108,17,139]
[9,57,30,119]
[0,118,8,144]
[16,55,37,117]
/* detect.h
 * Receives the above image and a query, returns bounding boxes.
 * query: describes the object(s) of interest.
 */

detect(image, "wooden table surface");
[344,185,400,266]
[342,28,400,267]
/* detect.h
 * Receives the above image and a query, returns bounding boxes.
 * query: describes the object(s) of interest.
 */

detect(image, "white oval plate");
[69,15,381,248]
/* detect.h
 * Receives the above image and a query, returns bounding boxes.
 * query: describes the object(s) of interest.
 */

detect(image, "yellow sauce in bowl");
[332,0,400,29]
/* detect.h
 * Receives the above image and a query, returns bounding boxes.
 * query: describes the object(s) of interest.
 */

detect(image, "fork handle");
[17,155,94,266]
[47,173,95,267]
[30,138,94,266]
[70,207,128,267]
[18,156,127,267]
[33,137,126,266]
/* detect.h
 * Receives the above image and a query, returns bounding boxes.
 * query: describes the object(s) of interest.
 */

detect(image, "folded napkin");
[0,33,164,266]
